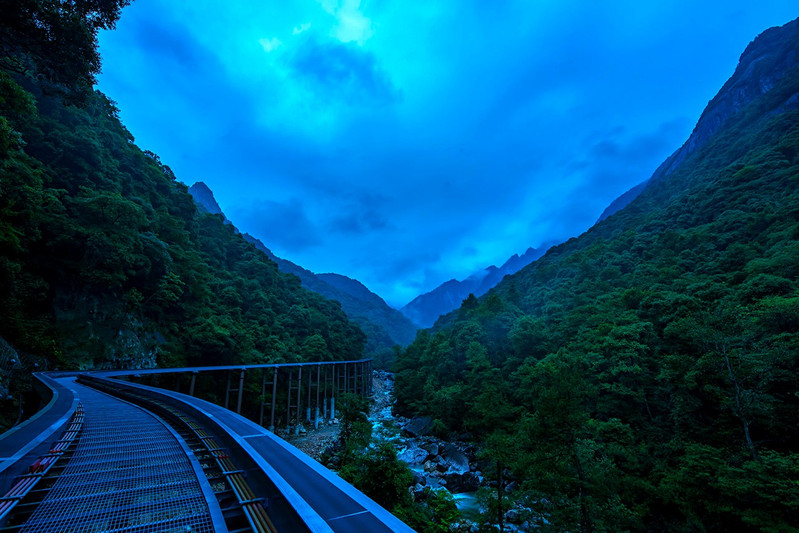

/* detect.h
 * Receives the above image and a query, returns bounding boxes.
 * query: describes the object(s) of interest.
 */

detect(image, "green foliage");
[394,488,460,533]
[394,59,799,530]
[0,57,365,381]
[338,392,372,461]
[340,441,413,510]
[1,0,131,99]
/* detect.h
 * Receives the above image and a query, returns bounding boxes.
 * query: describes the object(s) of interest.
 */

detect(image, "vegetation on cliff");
[395,20,799,532]
[0,1,365,428]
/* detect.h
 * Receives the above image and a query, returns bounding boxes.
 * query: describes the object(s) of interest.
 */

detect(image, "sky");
[96,1,798,308]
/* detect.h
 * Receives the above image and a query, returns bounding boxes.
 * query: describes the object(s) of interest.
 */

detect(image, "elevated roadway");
[0,362,414,532]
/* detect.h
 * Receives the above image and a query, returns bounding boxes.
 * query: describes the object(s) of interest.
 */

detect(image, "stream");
[369,371,483,519]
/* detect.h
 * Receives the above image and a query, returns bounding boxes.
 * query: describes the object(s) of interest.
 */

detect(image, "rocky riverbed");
[287,370,540,531]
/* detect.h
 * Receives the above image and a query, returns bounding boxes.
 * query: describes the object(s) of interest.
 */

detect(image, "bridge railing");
[102,358,373,435]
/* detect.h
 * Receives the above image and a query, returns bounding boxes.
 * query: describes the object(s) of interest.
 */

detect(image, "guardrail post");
[259,368,267,427]
[236,369,246,414]
[296,366,302,435]
[286,368,293,433]
[225,371,232,410]
[189,371,197,397]
[323,365,328,420]
[315,364,321,429]
[330,364,336,419]
[306,366,312,423]
[270,367,278,431]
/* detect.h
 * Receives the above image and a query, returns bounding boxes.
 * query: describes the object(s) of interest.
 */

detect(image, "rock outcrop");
[598,17,799,222]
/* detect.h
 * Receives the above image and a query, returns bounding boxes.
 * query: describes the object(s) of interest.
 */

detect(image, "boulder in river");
[444,471,481,493]
[439,442,470,474]
[403,416,433,437]
[398,444,429,465]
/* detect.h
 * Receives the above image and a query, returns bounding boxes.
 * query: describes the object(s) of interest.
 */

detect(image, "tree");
[1,0,132,97]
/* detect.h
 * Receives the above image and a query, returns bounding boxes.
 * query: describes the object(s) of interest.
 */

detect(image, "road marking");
[328,511,369,521]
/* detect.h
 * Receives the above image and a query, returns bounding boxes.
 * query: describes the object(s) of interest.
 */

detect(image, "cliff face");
[658,18,799,178]
[187,182,225,217]
[597,17,799,222]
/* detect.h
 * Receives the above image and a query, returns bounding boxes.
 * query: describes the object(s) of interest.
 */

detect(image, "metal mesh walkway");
[19,380,217,533]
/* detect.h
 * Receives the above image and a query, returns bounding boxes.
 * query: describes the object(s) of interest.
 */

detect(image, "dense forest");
[395,19,799,532]
[3,2,799,531]
[0,1,365,428]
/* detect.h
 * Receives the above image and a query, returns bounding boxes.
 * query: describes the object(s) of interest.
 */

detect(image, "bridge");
[0,359,414,532]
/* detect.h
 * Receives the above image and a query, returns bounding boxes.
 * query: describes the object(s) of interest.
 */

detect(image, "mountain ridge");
[188,184,418,353]
[597,17,799,222]
[401,242,558,328]
[395,16,799,530]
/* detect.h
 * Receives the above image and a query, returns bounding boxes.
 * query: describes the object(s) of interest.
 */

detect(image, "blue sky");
[96,1,797,307]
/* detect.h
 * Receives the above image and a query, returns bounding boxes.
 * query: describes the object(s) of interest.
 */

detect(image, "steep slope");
[401,243,556,328]
[188,181,225,218]
[316,272,418,346]
[187,183,418,354]
[395,17,799,531]
[241,233,418,352]
[0,2,366,388]
[597,18,799,222]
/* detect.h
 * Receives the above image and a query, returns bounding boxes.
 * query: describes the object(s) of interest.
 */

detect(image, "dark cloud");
[286,35,400,105]
[132,16,204,71]
[235,200,321,253]
[96,1,799,306]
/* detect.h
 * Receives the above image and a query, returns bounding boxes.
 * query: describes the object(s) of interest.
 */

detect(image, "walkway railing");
[107,359,373,434]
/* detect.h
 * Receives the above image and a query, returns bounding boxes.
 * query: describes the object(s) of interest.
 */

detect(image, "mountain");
[395,18,799,531]
[598,18,799,223]
[187,185,417,354]
[242,233,418,352]
[0,2,367,423]
[188,182,225,218]
[401,242,557,328]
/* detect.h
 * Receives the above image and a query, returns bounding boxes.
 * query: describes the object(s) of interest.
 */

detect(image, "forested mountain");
[188,182,417,359]
[395,18,799,531]
[401,242,557,328]
[0,0,365,389]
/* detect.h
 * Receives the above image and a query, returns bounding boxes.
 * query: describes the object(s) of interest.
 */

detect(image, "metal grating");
[19,382,216,533]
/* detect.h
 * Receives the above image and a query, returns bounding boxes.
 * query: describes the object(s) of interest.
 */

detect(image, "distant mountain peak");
[401,241,559,328]
[597,17,799,223]
[188,182,224,217]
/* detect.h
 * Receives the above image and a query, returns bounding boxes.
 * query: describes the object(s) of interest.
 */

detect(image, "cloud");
[131,17,204,70]
[317,0,373,44]
[285,35,399,105]
[259,37,283,52]
[97,0,799,308]
[293,22,312,35]
[235,199,321,253]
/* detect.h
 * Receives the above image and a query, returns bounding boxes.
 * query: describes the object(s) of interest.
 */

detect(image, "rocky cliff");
[597,17,799,222]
